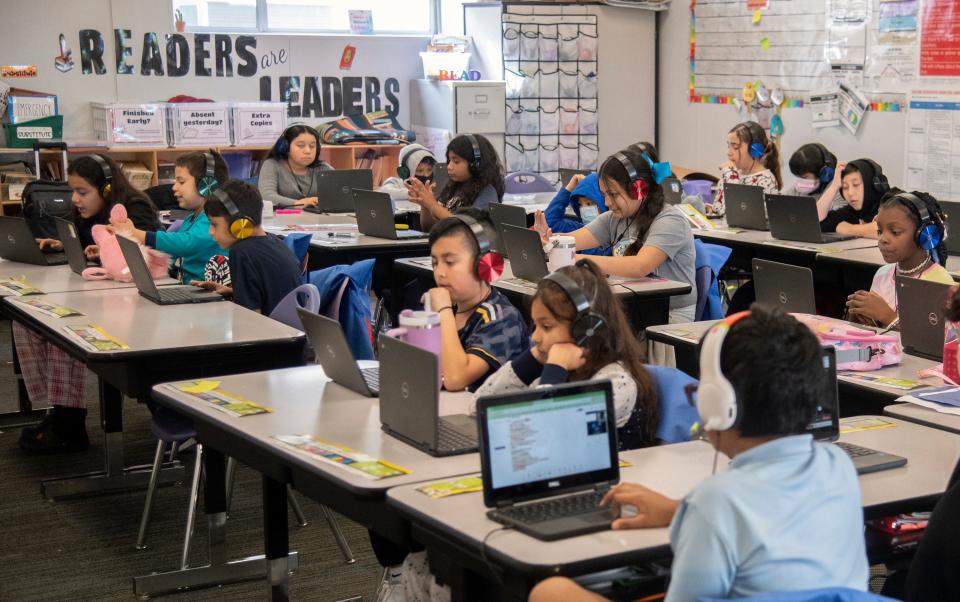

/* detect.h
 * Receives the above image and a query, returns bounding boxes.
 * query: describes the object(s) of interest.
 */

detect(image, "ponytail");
[764,141,783,189]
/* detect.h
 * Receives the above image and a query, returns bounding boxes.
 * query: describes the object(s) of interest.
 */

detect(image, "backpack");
[792,313,902,371]
[21,179,74,238]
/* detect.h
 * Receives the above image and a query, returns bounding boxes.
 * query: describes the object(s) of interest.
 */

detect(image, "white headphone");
[696,311,751,431]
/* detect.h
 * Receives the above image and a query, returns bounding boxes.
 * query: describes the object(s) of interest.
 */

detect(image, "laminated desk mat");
[0,277,43,296]
[839,372,925,390]
[272,435,410,480]
[164,380,271,417]
[9,297,82,318]
[61,324,126,351]
[898,387,960,415]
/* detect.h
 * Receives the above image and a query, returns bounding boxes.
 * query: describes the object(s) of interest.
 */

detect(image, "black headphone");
[211,188,255,240]
[856,159,889,194]
[453,213,502,283]
[811,143,836,184]
[893,191,945,261]
[543,262,607,346]
[273,124,321,166]
[89,154,113,198]
[198,151,219,196]
[612,151,644,200]
[465,134,482,178]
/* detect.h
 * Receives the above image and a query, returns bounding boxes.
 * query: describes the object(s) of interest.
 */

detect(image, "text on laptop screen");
[486,390,612,489]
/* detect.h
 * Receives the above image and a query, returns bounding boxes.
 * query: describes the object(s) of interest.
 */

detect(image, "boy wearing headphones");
[426,209,529,391]
[529,306,869,602]
[192,180,302,315]
[820,159,890,239]
[377,143,437,202]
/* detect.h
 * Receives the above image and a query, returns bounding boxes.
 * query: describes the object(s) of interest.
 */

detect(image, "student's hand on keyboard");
[601,483,680,530]
[190,280,233,296]
[546,343,586,371]
[294,197,319,208]
[846,290,896,327]
[84,245,100,261]
[36,238,63,252]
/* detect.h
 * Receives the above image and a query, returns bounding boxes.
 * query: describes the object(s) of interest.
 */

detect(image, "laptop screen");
[805,347,841,441]
[477,380,619,507]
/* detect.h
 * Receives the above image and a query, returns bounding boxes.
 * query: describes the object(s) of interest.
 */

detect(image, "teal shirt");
[146,211,225,284]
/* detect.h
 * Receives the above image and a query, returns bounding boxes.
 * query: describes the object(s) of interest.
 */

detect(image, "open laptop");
[558,168,592,187]
[941,201,960,255]
[723,183,768,230]
[661,177,683,205]
[814,347,907,475]
[379,335,478,457]
[477,380,620,541]
[304,169,374,214]
[297,308,379,396]
[54,217,93,275]
[432,162,450,195]
[116,235,223,305]
[896,275,952,361]
[490,203,528,255]
[766,194,856,244]
[501,224,549,282]
[0,216,67,266]
[752,258,817,314]
[352,189,427,240]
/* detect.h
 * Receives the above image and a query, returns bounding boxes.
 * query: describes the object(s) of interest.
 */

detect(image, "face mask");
[580,204,600,224]
[414,174,433,185]
[794,178,820,194]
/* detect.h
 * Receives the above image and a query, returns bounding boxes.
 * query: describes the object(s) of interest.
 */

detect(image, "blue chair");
[504,171,557,194]
[699,588,900,602]
[647,364,700,444]
[694,239,732,321]
[283,232,312,277]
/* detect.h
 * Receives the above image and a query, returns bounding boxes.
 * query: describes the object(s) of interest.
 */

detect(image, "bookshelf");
[0,143,403,214]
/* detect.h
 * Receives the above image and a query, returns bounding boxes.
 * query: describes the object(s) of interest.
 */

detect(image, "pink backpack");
[82,205,169,282]
[792,313,902,371]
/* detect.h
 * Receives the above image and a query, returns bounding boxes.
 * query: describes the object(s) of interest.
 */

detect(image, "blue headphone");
[273,125,320,165]
[896,192,945,264]
[812,143,836,184]
[741,122,767,160]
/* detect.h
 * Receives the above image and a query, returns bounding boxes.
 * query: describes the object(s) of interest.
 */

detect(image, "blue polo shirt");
[665,435,868,602]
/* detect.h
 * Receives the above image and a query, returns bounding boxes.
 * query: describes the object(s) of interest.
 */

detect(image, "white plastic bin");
[419,52,471,80]
[91,102,169,146]
[169,102,232,147]
[231,102,287,147]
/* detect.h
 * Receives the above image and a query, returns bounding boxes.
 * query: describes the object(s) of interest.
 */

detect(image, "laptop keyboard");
[836,442,878,458]
[160,287,209,303]
[437,421,476,450]
[361,367,380,394]
[497,490,606,525]
[45,252,67,265]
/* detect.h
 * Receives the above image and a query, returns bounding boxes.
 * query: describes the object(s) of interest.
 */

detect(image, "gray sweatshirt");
[257,158,333,207]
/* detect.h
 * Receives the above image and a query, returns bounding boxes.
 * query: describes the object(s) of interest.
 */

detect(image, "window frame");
[174,0,442,36]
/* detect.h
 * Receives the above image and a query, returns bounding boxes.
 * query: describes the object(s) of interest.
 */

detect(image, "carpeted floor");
[0,321,381,601]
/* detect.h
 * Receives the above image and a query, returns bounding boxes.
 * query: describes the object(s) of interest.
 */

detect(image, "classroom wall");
[0,0,428,143]
[658,4,907,190]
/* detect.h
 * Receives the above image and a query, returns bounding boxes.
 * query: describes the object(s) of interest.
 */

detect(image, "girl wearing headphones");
[710,121,782,216]
[17,154,160,454]
[109,151,228,284]
[257,125,333,208]
[406,133,504,232]
[820,158,889,239]
[788,142,846,212]
[846,190,952,328]
[425,209,529,391]
[532,147,697,323]
[474,260,659,450]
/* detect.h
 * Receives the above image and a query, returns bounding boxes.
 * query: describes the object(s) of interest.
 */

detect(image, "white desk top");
[693,221,879,255]
[396,257,692,299]
[2,287,303,358]
[388,417,960,571]
[819,246,960,279]
[152,364,479,495]
[263,211,429,250]
[0,259,177,295]
[886,402,960,435]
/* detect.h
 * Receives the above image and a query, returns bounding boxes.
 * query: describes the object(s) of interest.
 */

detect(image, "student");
[406,134,504,232]
[544,172,609,256]
[819,158,889,238]
[788,142,846,212]
[532,147,697,323]
[710,121,781,215]
[475,260,658,449]
[529,306,869,602]
[192,180,303,315]
[378,143,436,202]
[846,190,952,328]
[257,124,333,209]
[109,151,227,284]
[426,209,529,391]
[17,154,161,454]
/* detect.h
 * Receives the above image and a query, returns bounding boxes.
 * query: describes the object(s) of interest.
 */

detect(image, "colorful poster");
[920,0,960,77]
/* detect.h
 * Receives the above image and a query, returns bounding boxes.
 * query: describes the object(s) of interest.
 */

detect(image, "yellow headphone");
[211,188,254,240]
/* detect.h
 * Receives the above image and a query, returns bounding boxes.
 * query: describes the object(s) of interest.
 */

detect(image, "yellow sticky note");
[760,37,770,51]
[178,380,221,394]
[752,10,762,24]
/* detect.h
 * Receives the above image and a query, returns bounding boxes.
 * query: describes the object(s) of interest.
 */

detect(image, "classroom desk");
[387,417,960,601]
[142,364,478,599]
[393,256,693,329]
[645,320,945,414]
[818,245,960,285]
[3,288,305,499]
[885,402,960,435]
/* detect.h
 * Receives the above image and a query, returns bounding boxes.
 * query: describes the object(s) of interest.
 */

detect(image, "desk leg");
[132,449,299,599]
[264,476,291,600]
[41,381,184,499]
[0,324,48,428]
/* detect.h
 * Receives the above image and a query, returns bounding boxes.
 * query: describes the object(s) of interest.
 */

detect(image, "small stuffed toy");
[82,205,169,281]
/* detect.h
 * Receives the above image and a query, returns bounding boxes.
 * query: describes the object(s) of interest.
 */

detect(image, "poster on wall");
[904,87,960,202]
[919,0,960,77]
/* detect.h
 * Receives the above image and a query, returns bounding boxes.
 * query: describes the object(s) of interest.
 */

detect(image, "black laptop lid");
[54,217,88,274]
[297,308,373,395]
[352,188,395,238]
[379,335,439,448]
[433,162,450,195]
[559,169,592,188]
[752,258,817,314]
[477,380,619,507]
[316,169,374,212]
[116,235,161,299]
[501,224,548,282]
[662,177,683,205]
[723,183,768,230]
[897,275,951,361]
[805,347,841,442]
[0,217,46,264]
[941,201,960,255]
[765,194,824,243]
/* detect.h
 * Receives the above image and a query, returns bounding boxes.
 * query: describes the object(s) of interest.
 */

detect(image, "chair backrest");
[283,232,312,277]
[504,171,557,194]
[694,264,713,322]
[646,364,699,444]
[322,277,351,320]
[269,283,321,330]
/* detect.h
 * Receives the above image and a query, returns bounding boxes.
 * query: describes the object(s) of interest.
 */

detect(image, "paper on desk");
[840,417,897,433]
[168,381,270,417]
[10,298,83,318]
[417,476,483,499]
[898,387,960,415]
[677,204,716,230]
[840,372,924,390]
[62,324,127,352]
[0,277,43,296]
[273,435,409,480]
[178,380,221,394]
